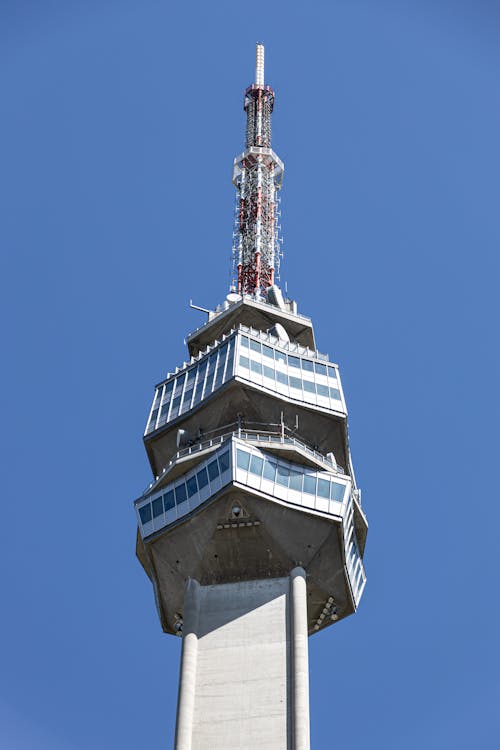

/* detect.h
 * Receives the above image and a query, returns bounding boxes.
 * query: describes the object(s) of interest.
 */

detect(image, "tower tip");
[255,43,265,87]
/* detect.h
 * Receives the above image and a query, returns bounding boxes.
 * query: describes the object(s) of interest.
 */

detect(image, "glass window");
[163,490,175,511]
[196,466,208,490]
[149,408,159,428]
[331,482,345,502]
[249,454,264,476]
[160,402,170,418]
[317,477,330,499]
[240,336,249,348]
[170,395,182,418]
[152,496,163,518]
[315,362,327,377]
[205,353,218,393]
[275,351,286,367]
[250,339,261,354]
[289,468,303,492]
[175,483,187,504]
[263,344,274,360]
[263,457,276,481]
[303,379,315,393]
[289,376,302,390]
[263,365,275,380]
[139,504,152,524]
[186,476,198,498]
[218,450,230,473]
[276,370,288,385]
[327,365,337,380]
[208,459,219,481]
[317,384,329,398]
[239,355,250,369]
[276,463,290,487]
[288,355,300,369]
[329,387,341,401]
[302,359,314,372]
[250,359,262,375]
[237,449,250,471]
[303,475,316,495]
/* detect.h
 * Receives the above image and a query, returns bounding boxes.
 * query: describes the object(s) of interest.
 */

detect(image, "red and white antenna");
[231,44,284,298]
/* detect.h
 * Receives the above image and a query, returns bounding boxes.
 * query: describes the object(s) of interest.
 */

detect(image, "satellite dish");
[226,293,241,304]
[268,322,289,342]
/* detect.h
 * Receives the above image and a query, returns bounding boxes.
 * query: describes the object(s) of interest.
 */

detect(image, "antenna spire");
[231,44,285,298]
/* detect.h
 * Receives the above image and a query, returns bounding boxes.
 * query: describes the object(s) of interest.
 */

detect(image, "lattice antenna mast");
[231,44,284,297]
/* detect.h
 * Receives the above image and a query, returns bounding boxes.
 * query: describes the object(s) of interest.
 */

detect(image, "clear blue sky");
[1,1,499,748]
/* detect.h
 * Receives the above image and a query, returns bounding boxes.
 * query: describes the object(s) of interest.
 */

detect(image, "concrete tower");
[134,44,368,750]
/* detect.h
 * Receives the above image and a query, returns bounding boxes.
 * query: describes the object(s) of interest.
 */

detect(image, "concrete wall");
[175,571,310,750]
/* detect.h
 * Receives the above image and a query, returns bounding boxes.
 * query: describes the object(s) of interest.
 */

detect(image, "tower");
[134,44,368,750]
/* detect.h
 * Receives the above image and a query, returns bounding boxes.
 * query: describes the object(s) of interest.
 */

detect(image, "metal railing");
[144,421,345,494]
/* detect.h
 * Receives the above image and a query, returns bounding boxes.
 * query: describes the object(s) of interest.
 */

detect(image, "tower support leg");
[174,572,310,750]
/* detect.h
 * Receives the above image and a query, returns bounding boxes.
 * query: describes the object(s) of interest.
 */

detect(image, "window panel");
[276,463,290,487]
[317,384,329,398]
[237,449,250,471]
[186,476,198,498]
[207,459,219,481]
[289,376,302,390]
[218,450,230,473]
[315,362,327,376]
[196,466,209,490]
[250,339,261,354]
[289,468,303,492]
[302,359,314,372]
[263,365,275,380]
[329,387,341,401]
[275,351,287,367]
[250,359,262,375]
[331,482,345,502]
[263,344,274,360]
[317,477,330,498]
[288,355,300,369]
[249,454,264,476]
[239,355,250,369]
[303,475,316,495]
[152,497,163,518]
[240,336,249,348]
[175,483,187,504]
[276,370,288,385]
[303,379,316,393]
[139,504,152,524]
[163,490,175,511]
[263,457,277,481]
[327,365,337,380]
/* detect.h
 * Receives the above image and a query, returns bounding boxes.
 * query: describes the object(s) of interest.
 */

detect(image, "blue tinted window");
[288,355,300,369]
[249,454,264,476]
[331,482,345,502]
[263,458,277,481]
[289,376,302,390]
[250,339,261,353]
[160,402,170,417]
[152,497,163,518]
[329,387,341,401]
[317,478,330,498]
[275,351,286,366]
[276,370,288,385]
[205,353,218,392]
[139,504,152,524]
[327,365,337,380]
[250,359,262,375]
[263,365,274,380]
[163,490,175,511]
[304,475,316,495]
[187,476,198,498]
[196,466,208,489]
[263,345,274,360]
[218,450,230,473]
[303,379,315,393]
[175,483,187,504]
[237,449,250,471]
[149,408,159,427]
[315,363,327,376]
[276,464,290,487]
[239,355,250,369]
[289,468,303,492]
[317,384,329,398]
[302,359,314,372]
[240,336,249,348]
[170,395,182,418]
[207,459,219,481]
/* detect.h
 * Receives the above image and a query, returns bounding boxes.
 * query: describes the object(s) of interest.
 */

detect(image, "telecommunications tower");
[134,44,368,749]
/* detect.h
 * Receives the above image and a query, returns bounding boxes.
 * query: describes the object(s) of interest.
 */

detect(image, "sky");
[1,0,500,747]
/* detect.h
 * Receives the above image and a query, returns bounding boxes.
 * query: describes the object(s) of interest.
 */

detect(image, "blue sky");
[1,1,499,747]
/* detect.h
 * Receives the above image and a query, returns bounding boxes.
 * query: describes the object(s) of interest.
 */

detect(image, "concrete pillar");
[174,578,200,750]
[290,567,310,750]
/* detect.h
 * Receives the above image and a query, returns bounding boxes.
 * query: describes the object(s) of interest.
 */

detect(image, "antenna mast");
[231,44,284,298]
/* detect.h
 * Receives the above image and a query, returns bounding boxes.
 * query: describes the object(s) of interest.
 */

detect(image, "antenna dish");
[226,293,241,304]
